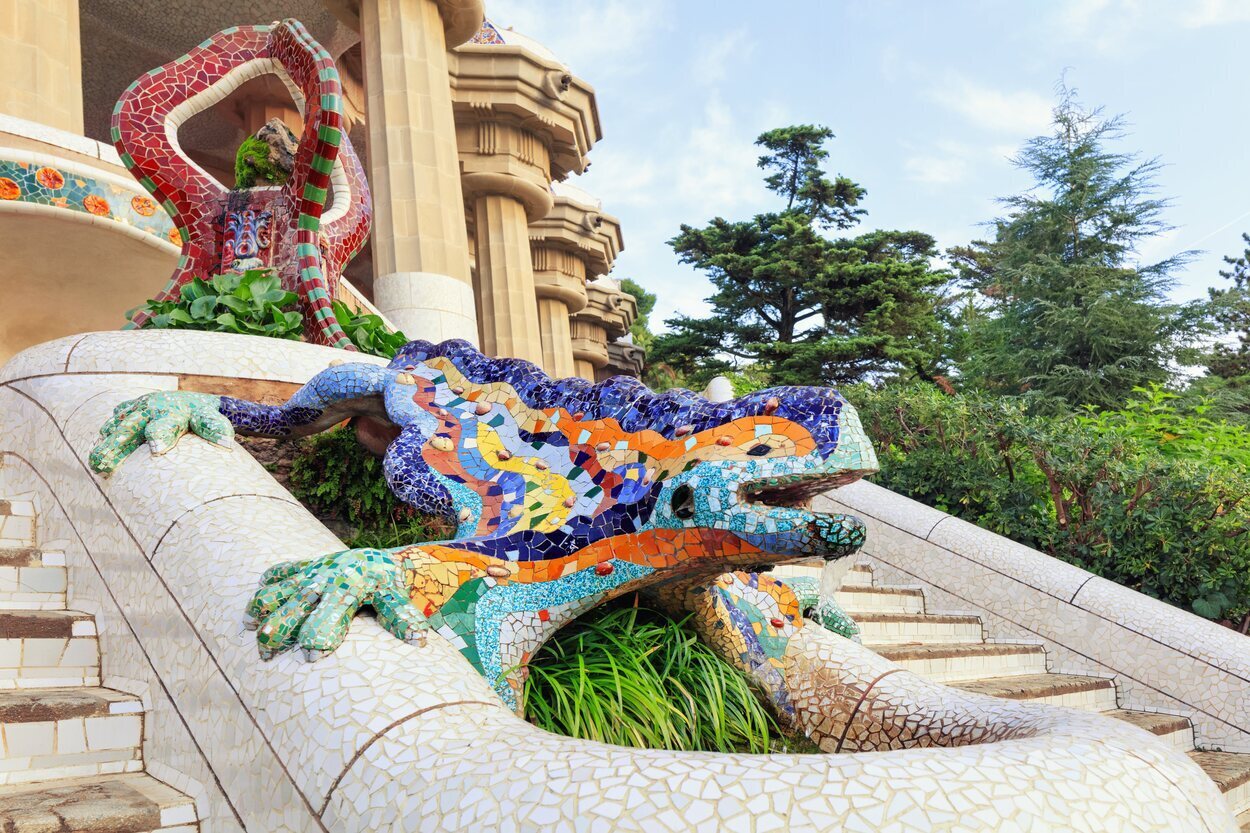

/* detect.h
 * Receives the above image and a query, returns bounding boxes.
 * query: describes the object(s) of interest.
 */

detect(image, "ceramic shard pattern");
[0,158,176,243]
[2,330,1235,831]
[91,338,877,709]
[111,18,371,349]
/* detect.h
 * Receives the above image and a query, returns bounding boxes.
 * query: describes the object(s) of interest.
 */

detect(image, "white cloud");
[1179,0,1250,27]
[481,0,666,74]
[930,76,1052,134]
[904,154,969,185]
[1057,0,1250,52]
[673,97,764,215]
[691,28,753,87]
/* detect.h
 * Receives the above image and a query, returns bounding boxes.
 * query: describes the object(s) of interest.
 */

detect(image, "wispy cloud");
[691,28,754,87]
[904,154,969,185]
[930,76,1052,134]
[482,0,667,74]
[1058,0,1250,52]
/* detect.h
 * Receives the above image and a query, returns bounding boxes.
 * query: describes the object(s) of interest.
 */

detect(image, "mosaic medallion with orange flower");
[168,227,183,245]
[0,178,18,200]
[83,194,111,216]
[131,195,157,216]
[35,167,65,189]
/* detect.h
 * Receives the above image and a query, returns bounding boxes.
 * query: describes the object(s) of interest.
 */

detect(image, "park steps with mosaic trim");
[825,561,1250,829]
[0,497,199,831]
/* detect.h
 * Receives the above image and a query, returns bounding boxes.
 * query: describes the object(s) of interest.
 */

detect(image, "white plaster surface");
[818,478,1250,754]
[0,331,1237,832]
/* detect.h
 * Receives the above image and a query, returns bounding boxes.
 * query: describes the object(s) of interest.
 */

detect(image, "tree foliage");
[650,124,948,390]
[1208,232,1250,381]
[949,87,1205,411]
[855,384,1250,624]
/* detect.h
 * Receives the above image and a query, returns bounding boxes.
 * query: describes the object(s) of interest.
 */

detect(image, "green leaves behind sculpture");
[132,270,303,340]
[330,300,409,359]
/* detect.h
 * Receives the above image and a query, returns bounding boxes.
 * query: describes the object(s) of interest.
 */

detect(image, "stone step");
[0,688,143,785]
[836,585,926,614]
[1237,808,1250,833]
[874,642,1047,683]
[0,772,197,832]
[0,549,66,610]
[855,612,984,645]
[955,672,1119,711]
[0,500,36,550]
[1103,709,1195,752]
[0,611,99,689]
[840,563,875,588]
[1190,750,1250,817]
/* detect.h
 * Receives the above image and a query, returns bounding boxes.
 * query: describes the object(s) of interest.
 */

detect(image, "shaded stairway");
[0,496,199,832]
[832,562,1250,830]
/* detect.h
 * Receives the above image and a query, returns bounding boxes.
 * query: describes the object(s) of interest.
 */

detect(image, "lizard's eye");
[748,444,771,456]
[671,484,696,520]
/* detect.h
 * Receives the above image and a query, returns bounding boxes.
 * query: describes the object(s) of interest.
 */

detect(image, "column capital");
[462,171,555,223]
[530,189,623,279]
[325,0,485,46]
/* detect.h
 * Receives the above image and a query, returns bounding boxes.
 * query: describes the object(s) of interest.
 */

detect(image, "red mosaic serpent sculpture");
[111,19,371,350]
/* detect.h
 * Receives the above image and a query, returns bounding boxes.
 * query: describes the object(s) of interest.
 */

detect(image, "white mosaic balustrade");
[817,479,1250,755]
[0,331,1238,832]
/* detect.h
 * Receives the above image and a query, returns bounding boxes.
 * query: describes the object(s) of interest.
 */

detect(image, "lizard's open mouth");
[740,469,870,508]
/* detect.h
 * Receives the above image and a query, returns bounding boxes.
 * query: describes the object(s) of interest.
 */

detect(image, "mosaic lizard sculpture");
[89,341,876,712]
[112,19,370,350]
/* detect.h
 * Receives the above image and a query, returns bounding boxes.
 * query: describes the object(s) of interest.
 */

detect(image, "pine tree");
[1208,233,1250,380]
[950,86,1204,411]
[650,125,948,389]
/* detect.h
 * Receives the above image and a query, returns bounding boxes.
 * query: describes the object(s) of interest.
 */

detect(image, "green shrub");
[289,426,425,532]
[133,270,302,339]
[854,385,1250,622]
[524,602,813,753]
[331,300,408,359]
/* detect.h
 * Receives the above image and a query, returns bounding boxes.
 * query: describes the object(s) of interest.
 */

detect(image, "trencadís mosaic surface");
[0,157,177,243]
[91,339,877,711]
[112,18,371,350]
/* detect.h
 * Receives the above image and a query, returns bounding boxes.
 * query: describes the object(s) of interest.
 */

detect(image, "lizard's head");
[641,386,876,564]
[384,340,876,575]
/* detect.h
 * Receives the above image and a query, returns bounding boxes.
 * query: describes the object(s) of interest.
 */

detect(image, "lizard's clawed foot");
[90,391,233,474]
[245,548,429,661]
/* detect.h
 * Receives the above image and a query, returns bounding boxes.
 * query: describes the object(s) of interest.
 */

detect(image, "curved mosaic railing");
[0,147,179,251]
[816,480,1250,755]
[0,331,1234,832]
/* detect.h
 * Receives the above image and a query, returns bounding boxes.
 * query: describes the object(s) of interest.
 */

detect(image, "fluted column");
[531,245,587,378]
[472,192,545,364]
[360,0,481,342]
[571,317,609,380]
[0,0,82,133]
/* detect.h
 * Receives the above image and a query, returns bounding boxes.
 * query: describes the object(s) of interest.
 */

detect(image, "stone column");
[571,279,637,381]
[359,0,482,343]
[0,0,83,134]
[527,190,620,378]
[531,245,587,378]
[465,171,552,365]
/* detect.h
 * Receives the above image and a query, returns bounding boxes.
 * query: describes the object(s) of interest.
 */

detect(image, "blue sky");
[487,0,1250,328]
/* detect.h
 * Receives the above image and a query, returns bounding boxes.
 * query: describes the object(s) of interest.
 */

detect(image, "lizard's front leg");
[245,547,429,661]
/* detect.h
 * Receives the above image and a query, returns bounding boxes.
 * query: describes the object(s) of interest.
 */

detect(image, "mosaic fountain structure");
[0,17,1246,833]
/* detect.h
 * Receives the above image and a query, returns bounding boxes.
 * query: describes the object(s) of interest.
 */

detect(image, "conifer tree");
[950,87,1203,411]
[650,125,947,389]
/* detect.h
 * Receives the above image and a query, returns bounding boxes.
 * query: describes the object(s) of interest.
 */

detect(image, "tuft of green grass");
[348,516,447,549]
[523,601,817,754]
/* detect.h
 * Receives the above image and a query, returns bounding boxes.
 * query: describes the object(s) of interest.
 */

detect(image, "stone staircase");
[836,562,1250,831]
[0,497,199,832]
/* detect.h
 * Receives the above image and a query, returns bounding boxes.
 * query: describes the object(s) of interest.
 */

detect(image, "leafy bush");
[525,602,813,753]
[133,270,302,339]
[287,426,442,536]
[854,384,1250,623]
[331,300,408,359]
